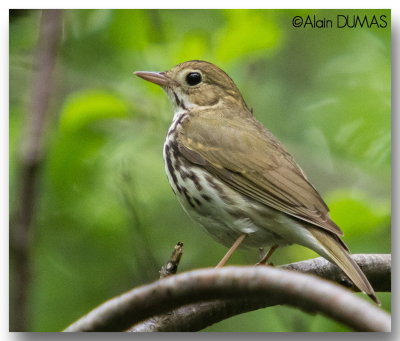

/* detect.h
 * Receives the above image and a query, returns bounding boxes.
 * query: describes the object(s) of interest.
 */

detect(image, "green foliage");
[9,9,390,332]
[327,189,390,237]
[59,89,130,132]
[215,10,282,62]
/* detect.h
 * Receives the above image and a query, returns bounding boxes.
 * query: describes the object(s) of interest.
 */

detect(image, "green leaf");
[215,10,282,62]
[108,9,151,50]
[326,189,390,236]
[59,89,129,132]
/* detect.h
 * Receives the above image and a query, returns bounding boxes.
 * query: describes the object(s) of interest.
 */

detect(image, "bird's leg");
[256,245,278,266]
[215,234,247,268]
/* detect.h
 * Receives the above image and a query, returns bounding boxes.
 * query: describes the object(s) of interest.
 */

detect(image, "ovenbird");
[135,60,379,304]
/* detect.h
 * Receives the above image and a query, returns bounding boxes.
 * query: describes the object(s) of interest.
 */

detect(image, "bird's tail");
[308,226,380,305]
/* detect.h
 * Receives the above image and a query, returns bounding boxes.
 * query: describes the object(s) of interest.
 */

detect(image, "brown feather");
[176,110,343,236]
[307,226,380,304]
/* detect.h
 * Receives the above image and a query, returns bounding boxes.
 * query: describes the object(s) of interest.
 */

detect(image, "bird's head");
[135,60,249,112]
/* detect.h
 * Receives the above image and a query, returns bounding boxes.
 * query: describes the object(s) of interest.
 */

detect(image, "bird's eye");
[185,72,202,86]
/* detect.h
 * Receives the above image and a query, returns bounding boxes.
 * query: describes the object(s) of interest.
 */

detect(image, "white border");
[3,2,399,340]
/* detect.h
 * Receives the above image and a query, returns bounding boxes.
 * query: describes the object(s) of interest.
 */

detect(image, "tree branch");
[10,10,63,331]
[282,253,391,292]
[63,254,391,332]
[129,254,391,332]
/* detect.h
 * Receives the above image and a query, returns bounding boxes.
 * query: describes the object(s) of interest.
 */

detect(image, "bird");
[134,60,379,304]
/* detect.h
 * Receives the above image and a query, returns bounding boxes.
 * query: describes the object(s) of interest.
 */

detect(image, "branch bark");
[10,9,63,331]
[129,253,391,332]
[63,254,391,332]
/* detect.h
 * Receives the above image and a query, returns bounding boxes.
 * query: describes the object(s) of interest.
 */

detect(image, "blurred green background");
[9,9,391,332]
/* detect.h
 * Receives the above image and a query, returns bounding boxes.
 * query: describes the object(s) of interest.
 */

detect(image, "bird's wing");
[176,113,343,236]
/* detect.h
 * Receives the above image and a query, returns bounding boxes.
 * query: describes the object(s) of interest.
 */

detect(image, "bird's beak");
[134,71,170,87]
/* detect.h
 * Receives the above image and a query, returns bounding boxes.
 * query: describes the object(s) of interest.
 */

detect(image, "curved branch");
[129,254,391,332]
[282,253,391,292]
[64,255,391,332]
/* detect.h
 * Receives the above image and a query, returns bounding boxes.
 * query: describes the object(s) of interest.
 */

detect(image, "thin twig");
[119,170,159,281]
[63,254,391,332]
[159,242,184,278]
[10,9,63,331]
